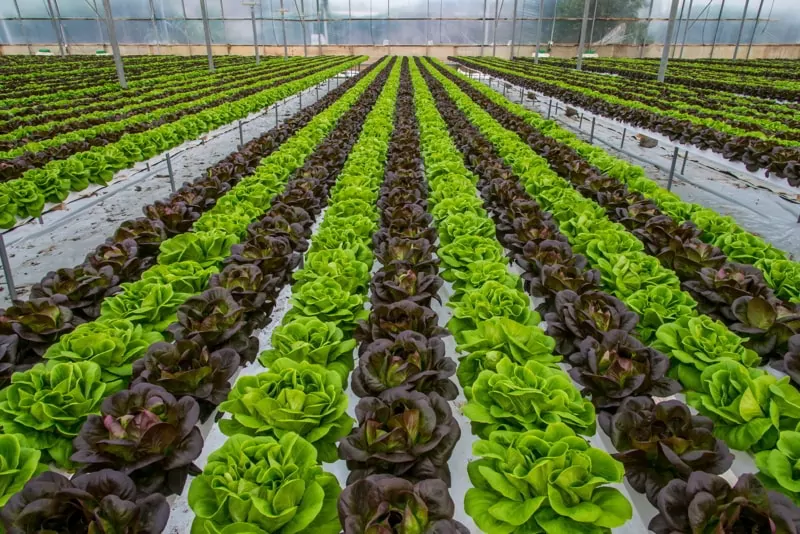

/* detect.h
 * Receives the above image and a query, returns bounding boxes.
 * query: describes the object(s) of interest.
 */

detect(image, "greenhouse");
[0,1,799,533]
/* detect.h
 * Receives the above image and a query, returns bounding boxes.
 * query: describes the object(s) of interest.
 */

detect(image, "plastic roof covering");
[0,0,798,46]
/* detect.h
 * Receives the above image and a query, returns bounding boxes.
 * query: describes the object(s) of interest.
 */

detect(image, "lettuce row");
[184,60,401,534]
[411,58,632,534]
[0,59,390,481]
[0,56,333,147]
[423,57,800,518]
[0,56,364,226]
[451,55,800,304]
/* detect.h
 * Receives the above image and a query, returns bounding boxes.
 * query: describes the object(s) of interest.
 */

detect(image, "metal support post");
[534,0,544,63]
[238,121,244,148]
[300,90,302,107]
[733,0,751,59]
[481,0,488,56]
[199,0,215,72]
[300,0,308,57]
[148,0,161,54]
[554,102,559,115]
[0,234,16,301]
[37,216,44,224]
[492,0,500,57]
[666,147,679,191]
[519,87,523,103]
[250,5,260,64]
[710,0,726,59]
[679,0,693,58]
[575,0,591,70]
[317,0,323,56]
[681,150,689,174]
[620,127,626,148]
[745,0,765,60]
[549,0,558,44]
[503,84,507,96]
[509,0,519,59]
[657,0,681,82]
[579,114,584,129]
[165,153,177,192]
[275,104,279,124]
[547,98,552,118]
[101,0,128,89]
[588,0,599,49]
[46,0,66,56]
[279,0,288,59]
[639,0,654,58]
[316,84,319,101]
[671,0,685,59]
[589,117,596,143]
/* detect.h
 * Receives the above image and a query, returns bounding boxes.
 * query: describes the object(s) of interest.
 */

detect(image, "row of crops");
[1,54,800,533]
[451,56,800,186]
[0,54,363,228]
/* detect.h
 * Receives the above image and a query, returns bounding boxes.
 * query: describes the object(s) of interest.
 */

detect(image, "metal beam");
[516,0,526,57]
[732,0,750,59]
[509,0,519,59]
[199,0,215,72]
[710,0,725,58]
[588,0,598,48]
[51,0,69,55]
[250,5,260,63]
[316,0,323,55]
[671,0,685,58]
[534,0,543,62]
[492,0,500,57]
[148,0,161,53]
[481,0,488,55]
[427,0,431,55]
[549,0,558,44]
[679,0,693,58]
[279,0,288,58]
[639,0,654,58]
[745,0,765,60]
[575,0,591,70]
[101,0,127,88]
[45,0,66,56]
[299,0,308,56]
[658,0,681,82]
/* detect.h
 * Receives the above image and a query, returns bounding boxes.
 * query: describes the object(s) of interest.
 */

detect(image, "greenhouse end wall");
[2,43,800,60]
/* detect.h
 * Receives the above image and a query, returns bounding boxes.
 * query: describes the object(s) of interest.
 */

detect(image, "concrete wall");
[3,43,800,60]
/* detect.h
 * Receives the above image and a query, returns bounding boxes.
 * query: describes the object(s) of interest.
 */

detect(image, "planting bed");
[453,56,800,187]
[2,54,800,534]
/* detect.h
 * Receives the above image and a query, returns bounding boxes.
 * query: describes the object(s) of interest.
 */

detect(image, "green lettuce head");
[686,360,800,452]
[43,318,164,389]
[438,235,507,281]
[218,358,353,462]
[283,275,368,330]
[755,426,800,502]
[158,230,238,268]
[0,434,46,506]
[465,423,631,534]
[258,317,356,381]
[462,357,595,439]
[446,281,536,340]
[624,284,697,344]
[0,360,122,467]
[757,258,800,304]
[99,279,190,332]
[455,317,559,396]
[654,314,760,385]
[188,433,341,534]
